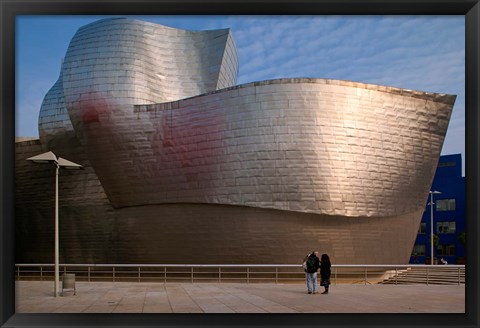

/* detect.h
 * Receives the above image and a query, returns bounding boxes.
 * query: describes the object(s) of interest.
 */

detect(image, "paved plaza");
[15,281,464,313]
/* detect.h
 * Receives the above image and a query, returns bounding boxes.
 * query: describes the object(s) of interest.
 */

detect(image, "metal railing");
[15,264,465,285]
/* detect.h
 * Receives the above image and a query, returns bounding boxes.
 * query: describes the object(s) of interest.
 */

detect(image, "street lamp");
[428,190,441,265]
[27,151,83,297]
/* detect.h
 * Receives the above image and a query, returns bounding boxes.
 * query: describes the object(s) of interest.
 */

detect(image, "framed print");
[1,1,479,327]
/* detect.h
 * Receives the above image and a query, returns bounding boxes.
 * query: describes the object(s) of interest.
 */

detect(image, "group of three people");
[303,251,331,294]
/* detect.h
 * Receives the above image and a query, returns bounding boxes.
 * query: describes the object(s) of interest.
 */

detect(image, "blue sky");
[16,15,465,174]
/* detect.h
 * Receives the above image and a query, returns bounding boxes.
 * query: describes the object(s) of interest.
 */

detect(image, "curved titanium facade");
[15,18,455,265]
[87,78,453,218]
[39,17,238,146]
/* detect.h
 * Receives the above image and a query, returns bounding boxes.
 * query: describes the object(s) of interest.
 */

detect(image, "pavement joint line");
[189,283,232,313]
[216,285,266,312]
[181,284,203,313]
[199,283,238,313]
[164,285,181,313]
[222,285,299,313]
[140,287,147,313]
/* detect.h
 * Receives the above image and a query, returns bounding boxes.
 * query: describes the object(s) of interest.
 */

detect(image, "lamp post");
[428,190,441,265]
[27,151,83,297]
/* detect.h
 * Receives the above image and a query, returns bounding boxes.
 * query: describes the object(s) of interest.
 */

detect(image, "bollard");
[62,273,76,296]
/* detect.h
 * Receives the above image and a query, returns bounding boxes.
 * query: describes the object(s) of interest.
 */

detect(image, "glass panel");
[413,245,425,256]
[436,200,447,211]
[437,221,456,233]
[448,199,456,210]
[437,222,445,233]
[449,222,456,233]
[436,199,456,211]
[438,161,456,168]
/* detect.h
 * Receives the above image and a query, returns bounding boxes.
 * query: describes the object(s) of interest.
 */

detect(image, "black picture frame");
[1,1,479,327]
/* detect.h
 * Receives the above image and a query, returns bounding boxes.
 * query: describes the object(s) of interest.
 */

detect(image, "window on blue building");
[437,244,455,256]
[437,161,456,168]
[413,244,426,256]
[436,199,456,211]
[418,222,426,234]
[436,221,456,234]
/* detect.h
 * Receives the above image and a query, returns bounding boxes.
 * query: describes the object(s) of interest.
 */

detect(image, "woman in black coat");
[320,254,331,294]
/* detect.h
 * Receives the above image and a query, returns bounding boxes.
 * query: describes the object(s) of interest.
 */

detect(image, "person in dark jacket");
[303,251,320,294]
[320,253,331,294]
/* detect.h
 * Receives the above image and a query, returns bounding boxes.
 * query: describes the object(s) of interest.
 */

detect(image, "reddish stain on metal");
[82,106,100,123]
[69,91,117,166]
[75,92,111,125]
[155,104,225,181]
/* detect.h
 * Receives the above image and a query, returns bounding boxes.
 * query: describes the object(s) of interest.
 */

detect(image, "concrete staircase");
[379,266,465,285]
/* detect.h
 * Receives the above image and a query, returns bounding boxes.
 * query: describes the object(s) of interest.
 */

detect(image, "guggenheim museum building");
[15,18,455,265]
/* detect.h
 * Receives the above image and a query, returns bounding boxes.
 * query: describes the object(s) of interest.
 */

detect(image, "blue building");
[410,154,465,264]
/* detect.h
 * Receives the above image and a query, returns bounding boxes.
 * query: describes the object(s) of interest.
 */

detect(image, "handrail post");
[275,267,278,284]
[364,267,367,285]
[191,267,194,283]
[247,267,249,284]
[17,266,20,281]
[219,267,221,283]
[113,267,115,282]
[40,266,43,281]
[458,267,460,285]
[164,267,167,284]
[395,268,397,285]
[88,266,91,282]
[138,267,141,283]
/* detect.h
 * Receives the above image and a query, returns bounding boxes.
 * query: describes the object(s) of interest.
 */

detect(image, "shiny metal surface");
[39,17,238,147]
[70,78,454,218]
[18,18,456,265]
[38,73,73,147]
